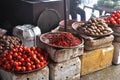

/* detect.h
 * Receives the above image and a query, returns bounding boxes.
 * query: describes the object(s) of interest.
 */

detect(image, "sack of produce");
[13,24,41,47]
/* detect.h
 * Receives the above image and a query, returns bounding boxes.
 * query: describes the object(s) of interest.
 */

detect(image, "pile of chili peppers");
[45,32,81,47]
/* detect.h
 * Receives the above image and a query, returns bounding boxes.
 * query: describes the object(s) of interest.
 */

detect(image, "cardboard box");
[0,66,49,80]
[49,57,81,80]
[80,45,114,76]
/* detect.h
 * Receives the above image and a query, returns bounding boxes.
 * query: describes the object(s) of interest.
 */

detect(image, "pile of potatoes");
[0,35,21,53]
[77,17,113,36]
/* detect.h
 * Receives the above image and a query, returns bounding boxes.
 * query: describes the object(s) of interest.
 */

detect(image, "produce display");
[0,35,21,53]
[0,46,48,73]
[104,10,120,26]
[40,32,81,48]
[73,17,113,37]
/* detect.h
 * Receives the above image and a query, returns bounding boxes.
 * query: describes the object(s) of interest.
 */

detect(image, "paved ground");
[80,64,120,80]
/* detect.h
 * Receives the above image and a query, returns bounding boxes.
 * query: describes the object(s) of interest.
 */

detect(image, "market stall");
[1,0,120,79]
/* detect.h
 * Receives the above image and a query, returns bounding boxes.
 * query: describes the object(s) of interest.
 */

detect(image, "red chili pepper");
[46,32,81,47]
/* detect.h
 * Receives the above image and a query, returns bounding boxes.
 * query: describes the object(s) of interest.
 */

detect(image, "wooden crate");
[80,45,114,76]
[36,36,84,62]
[0,66,49,80]
[49,57,81,80]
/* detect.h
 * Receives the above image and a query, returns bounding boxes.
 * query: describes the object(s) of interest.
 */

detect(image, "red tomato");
[20,58,25,62]
[18,52,22,56]
[31,65,36,69]
[27,62,31,67]
[13,52,18,57]
[23,46,28,51]
[30,61,34,65]
[43,60,47,65]
[3,58,7,62]
[27,67,32,71]
[117,19,120,24]
[39,56,45,61]
[9,51,13,55]
[116,10,120,13]
[11,48,16,52]
[2,51,8,57]
[116,12,120,18]
[37,53,41,57]
[104,17,108,21]
[30,46,36,51]
[114,16,118,20]
[22,54,27,59]
[111,20,117,25]
[18,48,23,52]
[5,61,9,65]
[110,17,115,22]
[113,11,117,14]
[21,66,26,72]
[13,61,19,67]
[35,58,40,63]
[17,55,22,60]
[18,61,22,66]
[32,54,37,59]
[22,62,26,66]
[111,14,116,17]
[39,62,44,67]
[15,66,21,72]
[10,60,14,65]
[36,64,41,69]
[14,45,20,48]
[26,58,31,62]
[26,48,31,53]
[29,51,34,56]
[7,55,12,60]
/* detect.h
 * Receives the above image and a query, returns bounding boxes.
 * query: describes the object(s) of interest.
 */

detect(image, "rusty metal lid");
[37,9,61,33]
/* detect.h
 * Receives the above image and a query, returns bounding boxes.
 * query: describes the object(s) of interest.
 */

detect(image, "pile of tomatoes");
[104,10,120,26]
[0,45,48,73]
